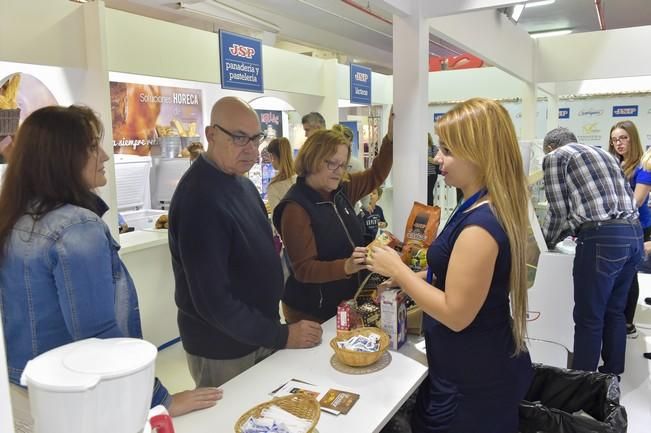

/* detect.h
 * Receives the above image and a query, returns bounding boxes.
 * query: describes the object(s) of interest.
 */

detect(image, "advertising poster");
[256,109,283,143]
[558,97,651,148]
[110,82,203,156]
[350,64,372,105]
[340,121,359,157]
[1,72,58,163]
[219,30,264,93]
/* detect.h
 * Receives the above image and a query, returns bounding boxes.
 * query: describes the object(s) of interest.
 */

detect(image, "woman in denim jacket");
[0,106,221,424]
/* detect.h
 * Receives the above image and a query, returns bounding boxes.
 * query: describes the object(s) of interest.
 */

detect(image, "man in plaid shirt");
[542,127,642,375]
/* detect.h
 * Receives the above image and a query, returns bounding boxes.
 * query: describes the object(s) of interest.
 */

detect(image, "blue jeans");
[572,220,643,374]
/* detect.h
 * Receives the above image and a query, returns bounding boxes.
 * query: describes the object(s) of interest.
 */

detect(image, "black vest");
[273,177,365,321]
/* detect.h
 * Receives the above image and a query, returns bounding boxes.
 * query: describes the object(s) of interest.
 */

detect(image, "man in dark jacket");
[169,97,322,387]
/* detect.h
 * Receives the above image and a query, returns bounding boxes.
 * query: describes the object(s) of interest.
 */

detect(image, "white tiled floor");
[156,275,651,432]
[620,273,651,433]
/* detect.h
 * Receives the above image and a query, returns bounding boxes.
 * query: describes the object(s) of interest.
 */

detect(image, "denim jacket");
[0,199,171,408]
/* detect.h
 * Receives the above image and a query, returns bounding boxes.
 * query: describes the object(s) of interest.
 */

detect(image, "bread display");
[0,74,21,109]
[155,214,169,229]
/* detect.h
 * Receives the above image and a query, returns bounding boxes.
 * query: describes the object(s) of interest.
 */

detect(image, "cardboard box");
[380,289,407,350]
[337,300,359,334]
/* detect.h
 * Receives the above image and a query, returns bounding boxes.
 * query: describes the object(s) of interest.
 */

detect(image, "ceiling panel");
[105,0,651,73]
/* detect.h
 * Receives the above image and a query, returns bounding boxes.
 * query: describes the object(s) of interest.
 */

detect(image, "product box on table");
[337,299,360,334]
[380,288,407,350]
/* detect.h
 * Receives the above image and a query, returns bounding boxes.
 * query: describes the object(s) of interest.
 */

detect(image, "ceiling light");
[177,1,280,34]
[511,4,525,21]
[530,29,573,38]
[525,0,556,7]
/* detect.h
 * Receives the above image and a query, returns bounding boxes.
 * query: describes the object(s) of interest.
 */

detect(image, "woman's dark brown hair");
[0,105,104,259]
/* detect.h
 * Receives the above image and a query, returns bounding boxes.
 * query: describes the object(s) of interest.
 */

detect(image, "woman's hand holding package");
[169,387,223,417]
[344,246,369,276]
[366,245,407,279]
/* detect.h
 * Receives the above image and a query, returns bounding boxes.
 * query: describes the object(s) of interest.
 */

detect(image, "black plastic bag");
[519,364,627,433]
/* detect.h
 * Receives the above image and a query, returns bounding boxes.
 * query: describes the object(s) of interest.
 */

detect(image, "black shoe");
[645,297,651,305]
[626,324,638,339]
[644,352,651,360]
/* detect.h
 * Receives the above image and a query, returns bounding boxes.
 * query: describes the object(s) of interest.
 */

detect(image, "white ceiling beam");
[367,0,413,17]
[421,0,524,18]
[429,9,535,83]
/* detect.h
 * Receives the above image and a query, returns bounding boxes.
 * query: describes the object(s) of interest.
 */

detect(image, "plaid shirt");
[542,143,637,247]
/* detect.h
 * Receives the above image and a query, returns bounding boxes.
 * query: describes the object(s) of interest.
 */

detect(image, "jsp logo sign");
[354,72,369,82]
[229,44,256,59]
[612,105,638,117]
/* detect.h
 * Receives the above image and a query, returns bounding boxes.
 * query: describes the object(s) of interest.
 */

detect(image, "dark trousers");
[624,225,651,324]
[427,173,437,206]
[571,220,643,374]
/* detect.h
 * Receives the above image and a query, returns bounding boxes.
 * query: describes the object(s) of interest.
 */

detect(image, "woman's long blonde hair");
[436,98,529,354]
[609,120,643,179]
[267,137,295,185]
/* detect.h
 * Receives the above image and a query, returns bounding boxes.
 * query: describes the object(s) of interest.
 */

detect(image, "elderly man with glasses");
[168,97,323,388]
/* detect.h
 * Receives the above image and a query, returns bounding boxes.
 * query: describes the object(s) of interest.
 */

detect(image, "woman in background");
[368,98,532,433]
[0,106,221,428]
[427,132,439,206]
[266,137,296,214]
[608,120,651,338]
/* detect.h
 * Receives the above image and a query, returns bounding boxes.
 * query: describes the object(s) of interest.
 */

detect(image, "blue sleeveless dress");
[411,204,533,433]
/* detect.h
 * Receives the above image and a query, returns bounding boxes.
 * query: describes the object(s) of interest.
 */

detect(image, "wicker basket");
[0,109,20,136]
[233,394,320,433]
[330,326,390,367]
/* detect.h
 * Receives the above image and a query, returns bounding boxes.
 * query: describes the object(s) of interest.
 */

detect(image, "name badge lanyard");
[426,188,487,284]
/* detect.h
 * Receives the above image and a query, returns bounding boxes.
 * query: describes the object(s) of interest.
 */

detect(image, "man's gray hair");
[301,112,325,128]
[544,127,577,150]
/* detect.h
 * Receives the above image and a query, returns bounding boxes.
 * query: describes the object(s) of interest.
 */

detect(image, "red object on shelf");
[429,54,484,72]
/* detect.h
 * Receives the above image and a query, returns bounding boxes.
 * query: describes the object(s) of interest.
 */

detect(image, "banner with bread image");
[1,72,59,163]
[110,82,203,157]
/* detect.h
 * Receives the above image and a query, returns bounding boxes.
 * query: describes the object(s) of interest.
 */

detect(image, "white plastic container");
[21,338,157,433]
[122,209,167,231]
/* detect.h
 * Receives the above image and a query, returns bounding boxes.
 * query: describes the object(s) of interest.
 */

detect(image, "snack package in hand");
[366,230,401,259]
[401,202,441,265]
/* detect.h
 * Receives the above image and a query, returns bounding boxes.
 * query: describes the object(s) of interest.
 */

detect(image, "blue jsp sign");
[350,64,372,105]
[219,30,263,93]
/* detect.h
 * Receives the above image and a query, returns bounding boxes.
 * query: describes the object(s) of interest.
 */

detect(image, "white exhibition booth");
[2,0,651,431]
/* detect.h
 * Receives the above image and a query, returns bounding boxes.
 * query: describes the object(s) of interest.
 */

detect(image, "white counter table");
[118,229,179,349]
[174,319,428,433]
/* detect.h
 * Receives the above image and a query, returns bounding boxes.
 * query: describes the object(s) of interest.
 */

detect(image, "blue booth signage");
[350,64,372,105]
[219,30,263,93]
[558,108,570,119]
[612,105,638,117]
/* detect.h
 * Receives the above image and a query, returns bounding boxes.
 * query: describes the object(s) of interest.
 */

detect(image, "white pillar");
[82,0,119,240]
[521,80,536,140]
[544,85,559,135]
[319,58,339,127]
[392,6,429,231]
